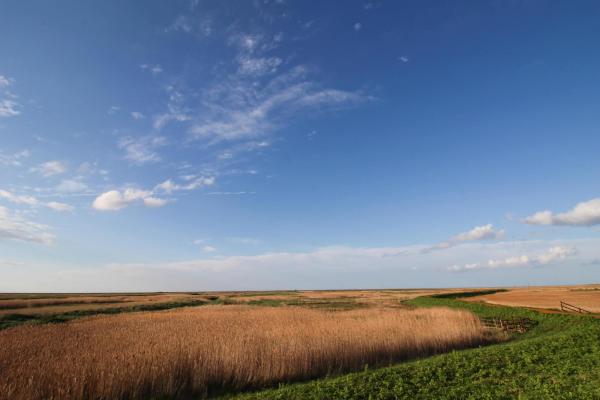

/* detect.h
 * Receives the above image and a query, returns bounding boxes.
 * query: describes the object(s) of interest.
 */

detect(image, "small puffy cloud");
[131,111,146,120]
[399,56,409,63]
[107,106,120,115]
[0,99,20,117]
[55,179,88,193]
[34,161,68,177]
[93,188,165,211]
[425,224,504,253]
[118,135,167,165]
[448,246,576,272]
[0,75,14,88]
[524,198,600,227]
[0,205,54,245]
[353,22,362,31]
[455,224,505,242]
[140,64,163,75]
[202,245,217,253]
[143,197,168,208]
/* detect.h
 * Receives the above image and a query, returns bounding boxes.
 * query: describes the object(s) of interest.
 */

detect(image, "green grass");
[224,294,600,399]
[233,291,300,297]
[0,299,217,330]
[245,297,365,311]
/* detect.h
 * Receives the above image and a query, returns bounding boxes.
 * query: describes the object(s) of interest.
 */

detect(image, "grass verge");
[226,293,600,399]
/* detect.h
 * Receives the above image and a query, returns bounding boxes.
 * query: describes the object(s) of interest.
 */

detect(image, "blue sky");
[1,0,600,291]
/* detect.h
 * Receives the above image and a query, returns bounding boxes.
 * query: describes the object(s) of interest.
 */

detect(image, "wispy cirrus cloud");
[0,74,20,118]
[0,149,30,167]
[166,15,212,37]
[153,30,371,149]
[0,189,73,212]
[189,65,371,143]
[524,198,600,227]
[118,135,167,165]
[0,205,55,245]
[154,176,215,194]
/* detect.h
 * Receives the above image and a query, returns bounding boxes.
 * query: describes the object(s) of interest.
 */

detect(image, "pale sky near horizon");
[1,0,600,291]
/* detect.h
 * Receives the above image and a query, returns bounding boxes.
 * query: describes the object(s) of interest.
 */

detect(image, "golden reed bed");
[0,305,491,399]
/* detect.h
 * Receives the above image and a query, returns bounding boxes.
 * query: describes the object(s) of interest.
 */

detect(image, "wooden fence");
[480,317,535,334]
[560,300,591,314]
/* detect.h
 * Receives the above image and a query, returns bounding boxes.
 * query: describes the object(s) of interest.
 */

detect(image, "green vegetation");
[233,291,300,297]
[227,294,600,399]
[429,289,508,299]
[245,297,365,311]
[0,299,215,330]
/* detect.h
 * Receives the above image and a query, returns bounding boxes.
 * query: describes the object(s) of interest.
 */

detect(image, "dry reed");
[0,305,491,399]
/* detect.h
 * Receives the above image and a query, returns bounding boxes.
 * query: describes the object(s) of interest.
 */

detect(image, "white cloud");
[34,161,68,177]
[205,191,255,196]
[228,236,262,245]
[448,246,576,272]
[202,245,217,253]
[118,135,167,164]
[140,64,163,75]
[399,56,409,63]
[525,198,600,226]
[154,176,215,194]
[167,15,212,37]
[107,106,120,115]
[189,66,371,143]
[0,75,20,118]
[131,111,146,120]
[0,189,74,212]
[0,205,54,245]
[46,201,74,212]
[0,99,20,117]
[0,75,14,88]
[0,189,39,206]
[4,238,600,291]
[92,188,162,211]
[0,150,30,167]
[143,197,168,208]
[237,56,282,76]
[353,22,362,31]
[55,179,88,193]
[455,224,505,242]
[425,224,505,253]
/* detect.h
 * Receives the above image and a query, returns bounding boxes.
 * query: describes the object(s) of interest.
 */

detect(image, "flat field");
[464,285,600,312]
[0,304,490,400]
[1,285,599,399]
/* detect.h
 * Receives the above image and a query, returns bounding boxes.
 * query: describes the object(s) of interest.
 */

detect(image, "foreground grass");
[228,294,600,399]
[0,306,488,399]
